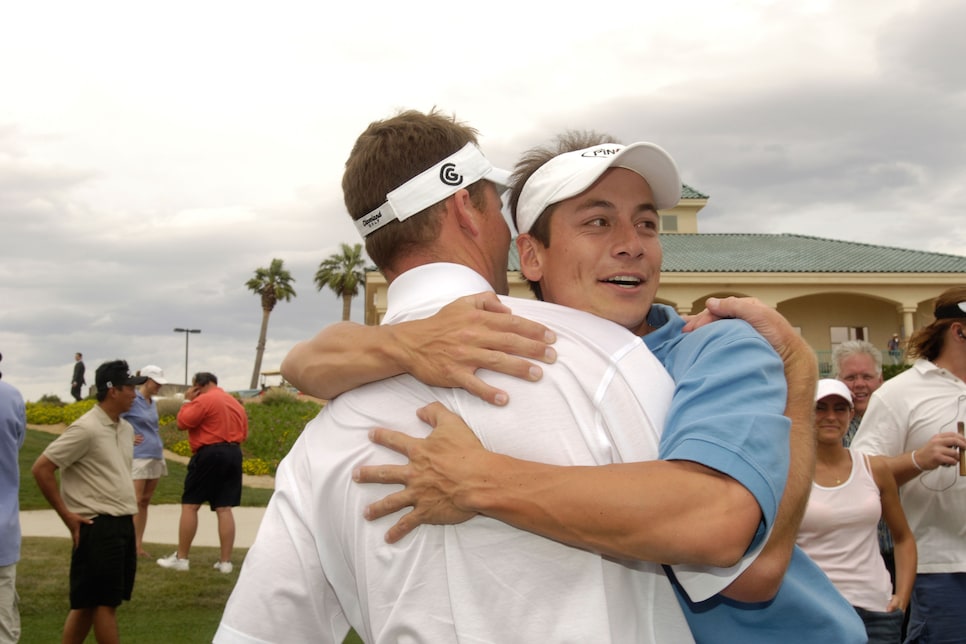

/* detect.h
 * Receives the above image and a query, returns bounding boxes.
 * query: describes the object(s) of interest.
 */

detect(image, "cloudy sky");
[2,0,964,402]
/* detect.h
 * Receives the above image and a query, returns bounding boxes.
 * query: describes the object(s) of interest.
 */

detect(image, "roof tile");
[660,234,966,273]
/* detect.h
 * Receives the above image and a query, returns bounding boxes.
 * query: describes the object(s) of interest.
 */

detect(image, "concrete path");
[20,504,267,550]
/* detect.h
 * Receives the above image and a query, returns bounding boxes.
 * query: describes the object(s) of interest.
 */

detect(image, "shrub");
[37,394,65,406]
[259,387,298,406]
[26,399,96,425]
[170,440,192,458]
[242,458,273,476]
[31,394,323,478]
[240,397,323,475]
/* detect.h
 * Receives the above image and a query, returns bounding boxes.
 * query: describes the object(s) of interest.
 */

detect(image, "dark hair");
[193,372,218,387]
[342,108,488,272]
[509,130,619,300]
[907,286,966,361]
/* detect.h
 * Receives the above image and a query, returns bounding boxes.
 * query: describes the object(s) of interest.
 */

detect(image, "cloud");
[878,0,966,93]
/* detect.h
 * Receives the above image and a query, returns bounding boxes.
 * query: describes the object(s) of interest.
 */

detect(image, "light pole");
[173,328,201,385]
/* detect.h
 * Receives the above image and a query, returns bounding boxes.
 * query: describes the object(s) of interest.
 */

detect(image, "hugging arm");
[361,402,760,567]
[687,297,817,601]
[280,292,556,405]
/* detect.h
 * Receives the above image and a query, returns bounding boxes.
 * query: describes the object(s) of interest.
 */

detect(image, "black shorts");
[69,515,136,609]
[183,442,243,510]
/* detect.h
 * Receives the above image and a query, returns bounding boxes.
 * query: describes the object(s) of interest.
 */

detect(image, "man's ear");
[451,189,483,238]
[516,234,545,282]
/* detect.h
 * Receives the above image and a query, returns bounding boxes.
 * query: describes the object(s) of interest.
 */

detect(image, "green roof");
[680,184,708,200]
[508,233,966,273]
[660,234,966,273]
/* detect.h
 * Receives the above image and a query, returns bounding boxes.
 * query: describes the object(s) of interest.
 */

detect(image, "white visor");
[815,378,853,405]
[515,142,681,235]
[355,142,511,238]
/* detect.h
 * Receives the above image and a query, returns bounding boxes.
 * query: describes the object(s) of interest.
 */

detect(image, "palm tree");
[315,243,367,322]
[245,258,297,389]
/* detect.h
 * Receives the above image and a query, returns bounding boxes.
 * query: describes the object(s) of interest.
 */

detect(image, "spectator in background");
[851,287,966,643]
[123,365,169,557]
[833,341,884,448]
[797,379,915,643]
[157,372,247,574]
[32,360,146,644]
[0,353,26,644]
[832,340,894,583]
[71,352,86,402]
[888,334,902,365]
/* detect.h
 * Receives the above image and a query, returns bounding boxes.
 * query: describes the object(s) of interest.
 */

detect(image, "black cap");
[934,301,966,319]
[95,360,148,392]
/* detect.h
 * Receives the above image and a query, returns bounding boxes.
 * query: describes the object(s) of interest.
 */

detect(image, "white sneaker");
[157,552,189,571]
[213,561,233,574]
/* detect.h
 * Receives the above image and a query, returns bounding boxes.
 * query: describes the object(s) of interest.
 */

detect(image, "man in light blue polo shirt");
[0,354,26,643]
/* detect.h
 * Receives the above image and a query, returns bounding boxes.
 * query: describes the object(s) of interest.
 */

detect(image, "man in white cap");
[218,110,802,643]
[275,130,863,641]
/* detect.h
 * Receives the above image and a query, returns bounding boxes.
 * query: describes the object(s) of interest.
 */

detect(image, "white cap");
[354,142,511,238]
[515,142,681,234]
[140,365,168,385]
[816,378,852,406]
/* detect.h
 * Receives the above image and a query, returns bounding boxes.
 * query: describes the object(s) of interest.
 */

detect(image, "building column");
[900,306,917,338]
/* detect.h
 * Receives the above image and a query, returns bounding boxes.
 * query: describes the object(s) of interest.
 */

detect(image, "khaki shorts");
[132,458,168,480]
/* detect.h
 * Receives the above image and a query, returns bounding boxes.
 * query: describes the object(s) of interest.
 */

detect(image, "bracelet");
[911,449,925,472]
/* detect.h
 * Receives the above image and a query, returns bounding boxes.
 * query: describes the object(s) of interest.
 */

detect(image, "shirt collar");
[383,263,495,324]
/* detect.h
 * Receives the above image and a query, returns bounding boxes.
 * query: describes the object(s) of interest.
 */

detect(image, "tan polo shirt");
[43,404,137,518]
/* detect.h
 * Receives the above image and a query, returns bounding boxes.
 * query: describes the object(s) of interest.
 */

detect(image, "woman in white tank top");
[797,379,917,644]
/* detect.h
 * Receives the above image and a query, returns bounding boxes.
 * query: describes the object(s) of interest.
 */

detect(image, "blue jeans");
[905,573,966,643]
[854,605,904,644]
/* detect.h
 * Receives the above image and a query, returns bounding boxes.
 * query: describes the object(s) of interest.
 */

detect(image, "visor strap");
[934,301,966,319]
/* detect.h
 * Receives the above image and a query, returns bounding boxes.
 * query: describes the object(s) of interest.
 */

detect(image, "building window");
[660,214,678,232]
[830,326,869,346]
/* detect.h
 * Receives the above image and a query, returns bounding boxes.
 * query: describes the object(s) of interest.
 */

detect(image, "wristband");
[911,449,925,472]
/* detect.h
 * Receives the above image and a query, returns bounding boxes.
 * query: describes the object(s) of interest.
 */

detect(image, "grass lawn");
[19,537,245,643]
[17,428,361,643]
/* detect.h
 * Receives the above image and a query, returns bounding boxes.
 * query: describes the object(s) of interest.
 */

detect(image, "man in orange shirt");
[157,372,248,574]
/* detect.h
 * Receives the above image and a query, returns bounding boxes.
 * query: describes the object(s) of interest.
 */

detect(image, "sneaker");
[213,561,233,574]
[157,552,189,571]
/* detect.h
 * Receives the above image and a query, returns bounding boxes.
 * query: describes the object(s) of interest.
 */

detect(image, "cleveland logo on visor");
[439,163,463,186]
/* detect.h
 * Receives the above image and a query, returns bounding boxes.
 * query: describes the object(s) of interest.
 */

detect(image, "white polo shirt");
[216,262,692,643]
[852,359,966,574]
